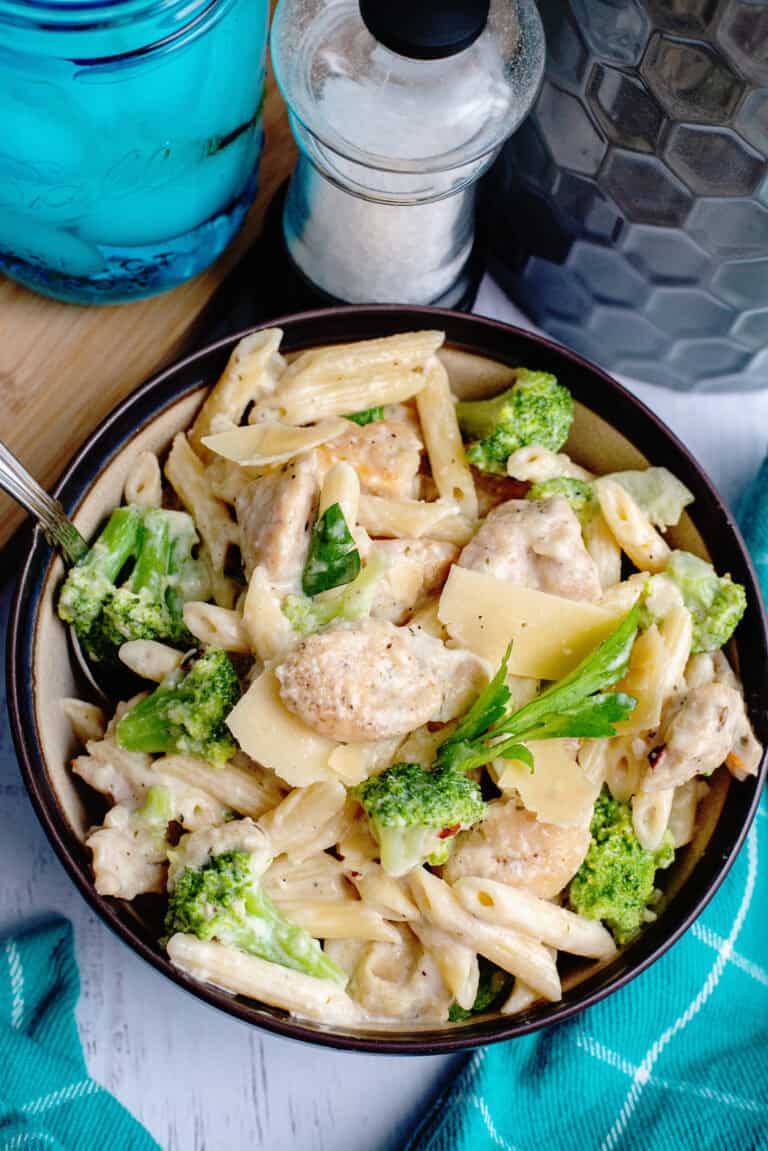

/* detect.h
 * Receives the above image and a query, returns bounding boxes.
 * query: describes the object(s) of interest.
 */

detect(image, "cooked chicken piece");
[642,682,743,792]
[315,419,423,500]
[87,805,167,899]
[275,618,486,742]
[370,538,459,624]
[458,497,602,602]
[235,454,317,584]
[442,800,591,898]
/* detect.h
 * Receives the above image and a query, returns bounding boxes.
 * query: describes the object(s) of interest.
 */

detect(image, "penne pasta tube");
[258,781,347,858]
[632,789,675,853]
[357,493,462,540]
[279,331,444,390]
[584,511,622,591]
[453,877,616,960]
[182,602,251,653]
[595,476,670,573]
[349,863,420,922]
[501,980,540,1015]
[408,869,562,1001]
[416,357,478,519]
[319,461,361,525]
[412,923,479,1011]
[61,698,107,744]
[118,640,185,682]
[242,566,297,662]
[165,433,239,578]
[155,753,286,820]
[274,900,401,943]
[124,450,163,508]
[506,445,592,483]
[189,328,285,458]
[167,935,364,1024]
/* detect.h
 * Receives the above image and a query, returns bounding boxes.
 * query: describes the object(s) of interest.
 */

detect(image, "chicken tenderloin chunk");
[315,419,423,500]
[275,618,486,743]
[370,538,459,624]
[459,497,601,602]
[443,800,591,897]
[235,454,317,584]
[642,682,743,792]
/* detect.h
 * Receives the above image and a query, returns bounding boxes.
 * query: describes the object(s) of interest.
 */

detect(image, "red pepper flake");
[438,824,460,839]
[349,870,361,878]
[648,746,665,769]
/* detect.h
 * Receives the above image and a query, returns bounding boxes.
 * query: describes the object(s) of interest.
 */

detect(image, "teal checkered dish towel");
[406,461,768,1151]
[0,918,159,1151]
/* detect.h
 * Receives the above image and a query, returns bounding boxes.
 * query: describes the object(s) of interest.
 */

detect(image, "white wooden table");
[1,281,766,1151]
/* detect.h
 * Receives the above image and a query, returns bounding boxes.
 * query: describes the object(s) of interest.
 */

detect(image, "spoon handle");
[0,440,88,565]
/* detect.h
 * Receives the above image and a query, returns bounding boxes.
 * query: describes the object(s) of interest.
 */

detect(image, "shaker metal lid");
[359,0,491,59]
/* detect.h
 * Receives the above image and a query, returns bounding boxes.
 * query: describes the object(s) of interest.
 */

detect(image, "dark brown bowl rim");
[7,304,768,1055]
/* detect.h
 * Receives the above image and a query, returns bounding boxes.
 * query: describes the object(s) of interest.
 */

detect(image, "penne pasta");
[274,900,401,943]
[189,328,285,458]
[167,935,363,1024]
[348,863,420,922]
[595,476,670,573]
[118,640,184,682]
[416,356,478,519]
[242,566,297,662]
[182,601,250,653]
[632,789,675,852]
[165,433,239,578]
[124,450,163,508]
[413,923,479,1011]
[506,444,592,483]
[258,781,347,858]
[155,753,287,820]
[453,877,616,959]
[358,493,463,540]
[318,460,361,525]
[408,869,562,1002]
[62,698,107,744]
[584,510,622,591]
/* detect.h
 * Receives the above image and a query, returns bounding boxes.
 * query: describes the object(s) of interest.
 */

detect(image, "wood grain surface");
[0,65,295,549]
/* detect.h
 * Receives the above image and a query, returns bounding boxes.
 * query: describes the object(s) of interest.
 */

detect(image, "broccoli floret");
[166,849,347,984]
[448,959,511,1022]
[58,505,210,662]
[283,551,386,636]
[355,763,486,878]
[527,477,596,523]
[116,648,240,765]
[455,369,574,475]
[664,550,747,653]
[568,788,674,945]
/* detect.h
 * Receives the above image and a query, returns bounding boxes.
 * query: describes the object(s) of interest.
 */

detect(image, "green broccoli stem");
[116,675,181,756]
[127,509,172,599]
[454,393,509,442]
[239,886,347,985]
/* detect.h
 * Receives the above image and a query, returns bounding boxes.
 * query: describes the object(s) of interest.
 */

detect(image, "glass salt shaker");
[270,0,545,308]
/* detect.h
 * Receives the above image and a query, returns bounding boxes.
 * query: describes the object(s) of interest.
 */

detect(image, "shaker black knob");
[359,0,491,59]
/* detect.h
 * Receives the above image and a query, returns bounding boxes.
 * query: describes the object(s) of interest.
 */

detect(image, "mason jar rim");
[0,0,218,34]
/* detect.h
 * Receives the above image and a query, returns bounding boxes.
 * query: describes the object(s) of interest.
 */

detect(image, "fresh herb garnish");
[301,502,361,597]
[345,406,385,426]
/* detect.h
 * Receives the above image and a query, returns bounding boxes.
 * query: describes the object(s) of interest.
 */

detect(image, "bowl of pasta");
[8,306,767,1052]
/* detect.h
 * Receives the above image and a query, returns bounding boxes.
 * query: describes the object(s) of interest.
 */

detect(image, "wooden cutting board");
[0,65,296,549]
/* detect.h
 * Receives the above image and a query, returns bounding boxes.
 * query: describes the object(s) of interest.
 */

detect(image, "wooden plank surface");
[0,66,295,549]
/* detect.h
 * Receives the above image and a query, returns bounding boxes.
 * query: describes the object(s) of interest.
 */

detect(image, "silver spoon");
[0,438,127,703]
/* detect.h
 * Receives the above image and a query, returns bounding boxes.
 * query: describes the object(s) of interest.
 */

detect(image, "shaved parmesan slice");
[201,419,348,467]
[438,566,623,679]
[225,669,338,787]
[328,738,402,786]
[492,740,600,828]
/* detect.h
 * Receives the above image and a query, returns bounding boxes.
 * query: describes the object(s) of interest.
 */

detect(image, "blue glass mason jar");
[486,0,768,392]
[0,0,269,303]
